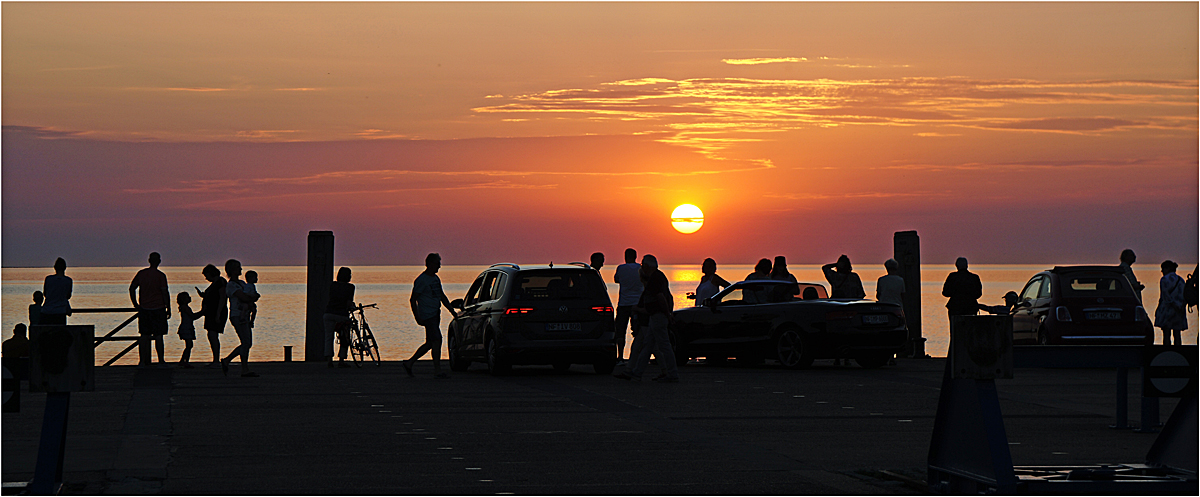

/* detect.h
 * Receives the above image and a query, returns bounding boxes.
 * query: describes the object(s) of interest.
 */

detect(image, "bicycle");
[343,303,381,367]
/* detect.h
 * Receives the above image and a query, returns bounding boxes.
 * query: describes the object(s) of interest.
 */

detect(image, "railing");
[72,307,142,366]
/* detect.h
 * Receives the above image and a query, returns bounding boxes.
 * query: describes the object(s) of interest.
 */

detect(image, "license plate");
[546,323,582,332]
[1086,312,1121,320]
[862,314,889,325]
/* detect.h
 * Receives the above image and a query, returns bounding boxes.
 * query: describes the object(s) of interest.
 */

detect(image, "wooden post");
[306,231,334,362]
[894,231,923,358]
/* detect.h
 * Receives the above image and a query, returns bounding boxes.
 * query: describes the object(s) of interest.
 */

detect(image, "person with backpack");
[1154,260,1187,346]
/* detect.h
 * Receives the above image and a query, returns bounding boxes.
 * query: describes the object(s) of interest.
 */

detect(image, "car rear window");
[1058,272,1133,297]
[511,270,607,301]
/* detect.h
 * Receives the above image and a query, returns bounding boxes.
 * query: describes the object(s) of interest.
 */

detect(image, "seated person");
[801,286,820,300]
[979,291,1020,315]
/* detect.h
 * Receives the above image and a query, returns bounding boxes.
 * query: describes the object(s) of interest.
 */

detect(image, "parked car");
[447,263,617,375]
[671,280,907,369]
[1010,266,1153,345]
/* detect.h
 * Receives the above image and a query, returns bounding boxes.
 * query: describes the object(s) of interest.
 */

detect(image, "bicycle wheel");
[360,322,381,366]
[349,319,366,367]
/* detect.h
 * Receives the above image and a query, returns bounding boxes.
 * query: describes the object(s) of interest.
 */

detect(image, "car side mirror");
[1016,300,1031,309]
[450,298,464,310]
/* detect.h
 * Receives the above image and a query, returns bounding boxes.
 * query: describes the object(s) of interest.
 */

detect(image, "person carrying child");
[176,292,203,368]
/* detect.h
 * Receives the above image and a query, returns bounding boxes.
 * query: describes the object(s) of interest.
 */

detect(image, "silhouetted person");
[176,292,202,368]
[693,258,731,306]
[590,252,604,271]
[222,259,259,377]
[613,248,643,365]
[29,291,43,327]
[876,259,906,308]
[980,291,1020,315]
[41,258,72,325]
[942,257,982,318]
[324,267,356,368]
[823,255,865,299]
[130,252,170,365]
[745,258,772,281]
[404,253,458,379]
[769,256,799,301]
[801,286,820,300]
[1154,260,1187,346]
[614,254,679,382]
[196,264,228,367]
[244,270,260,329]
[1120,249,1145,303]
[2,324,30,359]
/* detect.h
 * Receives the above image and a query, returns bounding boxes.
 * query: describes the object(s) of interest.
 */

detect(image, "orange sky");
[2,2,1197,267]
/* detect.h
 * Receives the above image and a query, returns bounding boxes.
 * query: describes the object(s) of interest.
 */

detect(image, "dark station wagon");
[1011,266,1153,345]
[671,280,908,369]
[447,263,617,375]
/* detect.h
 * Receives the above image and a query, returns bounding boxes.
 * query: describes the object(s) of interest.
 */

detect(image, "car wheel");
[486,336,510,376]
[855,353,890,369]
[775,327,813,369]
[448,332,469,372]
[552,362,571,372]
[593,358,616,375]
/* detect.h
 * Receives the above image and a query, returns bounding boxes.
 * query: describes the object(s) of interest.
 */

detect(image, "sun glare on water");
[671,204,704,234]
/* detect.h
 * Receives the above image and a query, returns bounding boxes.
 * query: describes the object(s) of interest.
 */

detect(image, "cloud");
[164,87,235,92]
[723,57,805,65]
[1,125,84,139]
[273,87,323,92]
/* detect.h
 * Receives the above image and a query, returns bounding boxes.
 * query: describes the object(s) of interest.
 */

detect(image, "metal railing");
[72,307,142,366]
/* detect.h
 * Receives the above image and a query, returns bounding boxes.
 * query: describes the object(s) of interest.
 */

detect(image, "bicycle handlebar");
[353,303,378,312]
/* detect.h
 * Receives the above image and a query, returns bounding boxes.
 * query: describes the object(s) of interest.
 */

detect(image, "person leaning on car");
[942,257,982,319]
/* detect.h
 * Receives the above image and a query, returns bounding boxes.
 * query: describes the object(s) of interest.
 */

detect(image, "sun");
[671,204,704,234]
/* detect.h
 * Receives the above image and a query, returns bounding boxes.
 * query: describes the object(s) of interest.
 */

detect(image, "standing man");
[221,259,259,377]
[614,254,680,383]
[404,253,458,379]
[130,252,170,366]
[1119,249,1145,303]
[876,259,906,309]
[41,258,73,325]
[942,257,983,325]
[613,248,642,366]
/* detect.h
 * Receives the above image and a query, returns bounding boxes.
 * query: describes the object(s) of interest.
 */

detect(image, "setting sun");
[671,204,704,234]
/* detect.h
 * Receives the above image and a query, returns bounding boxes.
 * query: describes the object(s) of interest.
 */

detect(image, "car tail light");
[825,311,855,320]
[1135,306,1148,322]
[1055,306,1072,322]
[591,306,613,312]
[504,308,534,315]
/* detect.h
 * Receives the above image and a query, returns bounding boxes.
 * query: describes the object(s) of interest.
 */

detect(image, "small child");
[29,291,43,327]
[177,292,202,368]
[244,270,261,329]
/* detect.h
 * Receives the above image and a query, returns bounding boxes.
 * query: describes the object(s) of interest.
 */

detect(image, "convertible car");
[671,280,908,369]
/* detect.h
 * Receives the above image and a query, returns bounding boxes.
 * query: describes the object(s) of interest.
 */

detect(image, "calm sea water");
[3,264,1196,366]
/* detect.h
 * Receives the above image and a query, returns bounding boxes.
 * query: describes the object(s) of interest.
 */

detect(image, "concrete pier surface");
[3,358,1179,494]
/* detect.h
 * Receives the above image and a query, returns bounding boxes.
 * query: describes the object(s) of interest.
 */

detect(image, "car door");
[471,272,506,352]
[1012,276,1042,342]
[710,286,759,343]
[458,273,487,355]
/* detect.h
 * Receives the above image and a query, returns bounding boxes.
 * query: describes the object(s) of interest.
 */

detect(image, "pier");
[2,358,1181,494]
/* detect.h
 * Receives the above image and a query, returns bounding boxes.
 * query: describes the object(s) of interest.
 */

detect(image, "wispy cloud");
[164,87,235,92]
[723,57,805,65]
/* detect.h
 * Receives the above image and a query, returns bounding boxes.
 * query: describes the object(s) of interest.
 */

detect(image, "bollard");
[284,346,292,362]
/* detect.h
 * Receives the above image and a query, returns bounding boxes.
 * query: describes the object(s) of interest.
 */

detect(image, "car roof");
[486,262,597,273]
[1049,265,1124,274]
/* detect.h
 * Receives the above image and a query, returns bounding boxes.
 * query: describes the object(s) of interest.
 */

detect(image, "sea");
[3,264,1196,366]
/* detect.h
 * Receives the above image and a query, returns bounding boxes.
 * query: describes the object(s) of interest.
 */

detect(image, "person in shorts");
[403,253,458,379]
[130,252,170,365]
[221,259,260,377]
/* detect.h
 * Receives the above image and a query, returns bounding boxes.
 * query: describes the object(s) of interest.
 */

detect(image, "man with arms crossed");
[404,253,458,379]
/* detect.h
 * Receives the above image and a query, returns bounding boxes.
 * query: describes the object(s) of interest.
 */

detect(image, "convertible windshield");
[718,282,827,304]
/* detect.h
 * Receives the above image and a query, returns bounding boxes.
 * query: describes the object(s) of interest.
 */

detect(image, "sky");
[2,2,1197,268]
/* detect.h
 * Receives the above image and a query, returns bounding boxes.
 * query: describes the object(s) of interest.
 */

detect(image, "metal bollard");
[283,346,292,362]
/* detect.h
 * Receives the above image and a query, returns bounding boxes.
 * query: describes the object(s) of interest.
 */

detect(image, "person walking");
[403,253,458,379]
[324,267,356,368]
[41,258,72,325]
[196,264,228,368]
[130,252,171,366]
[1154,260,1187,346]
[221,259,259,377]
[876,259,906,308]
[614,254,680,383]
[1119,249,1145,303]
[822,255,865,299]
[613,248,643,366]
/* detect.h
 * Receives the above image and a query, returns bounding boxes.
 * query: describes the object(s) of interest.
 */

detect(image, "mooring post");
[306,231,334,362]
[894,230,923,358]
